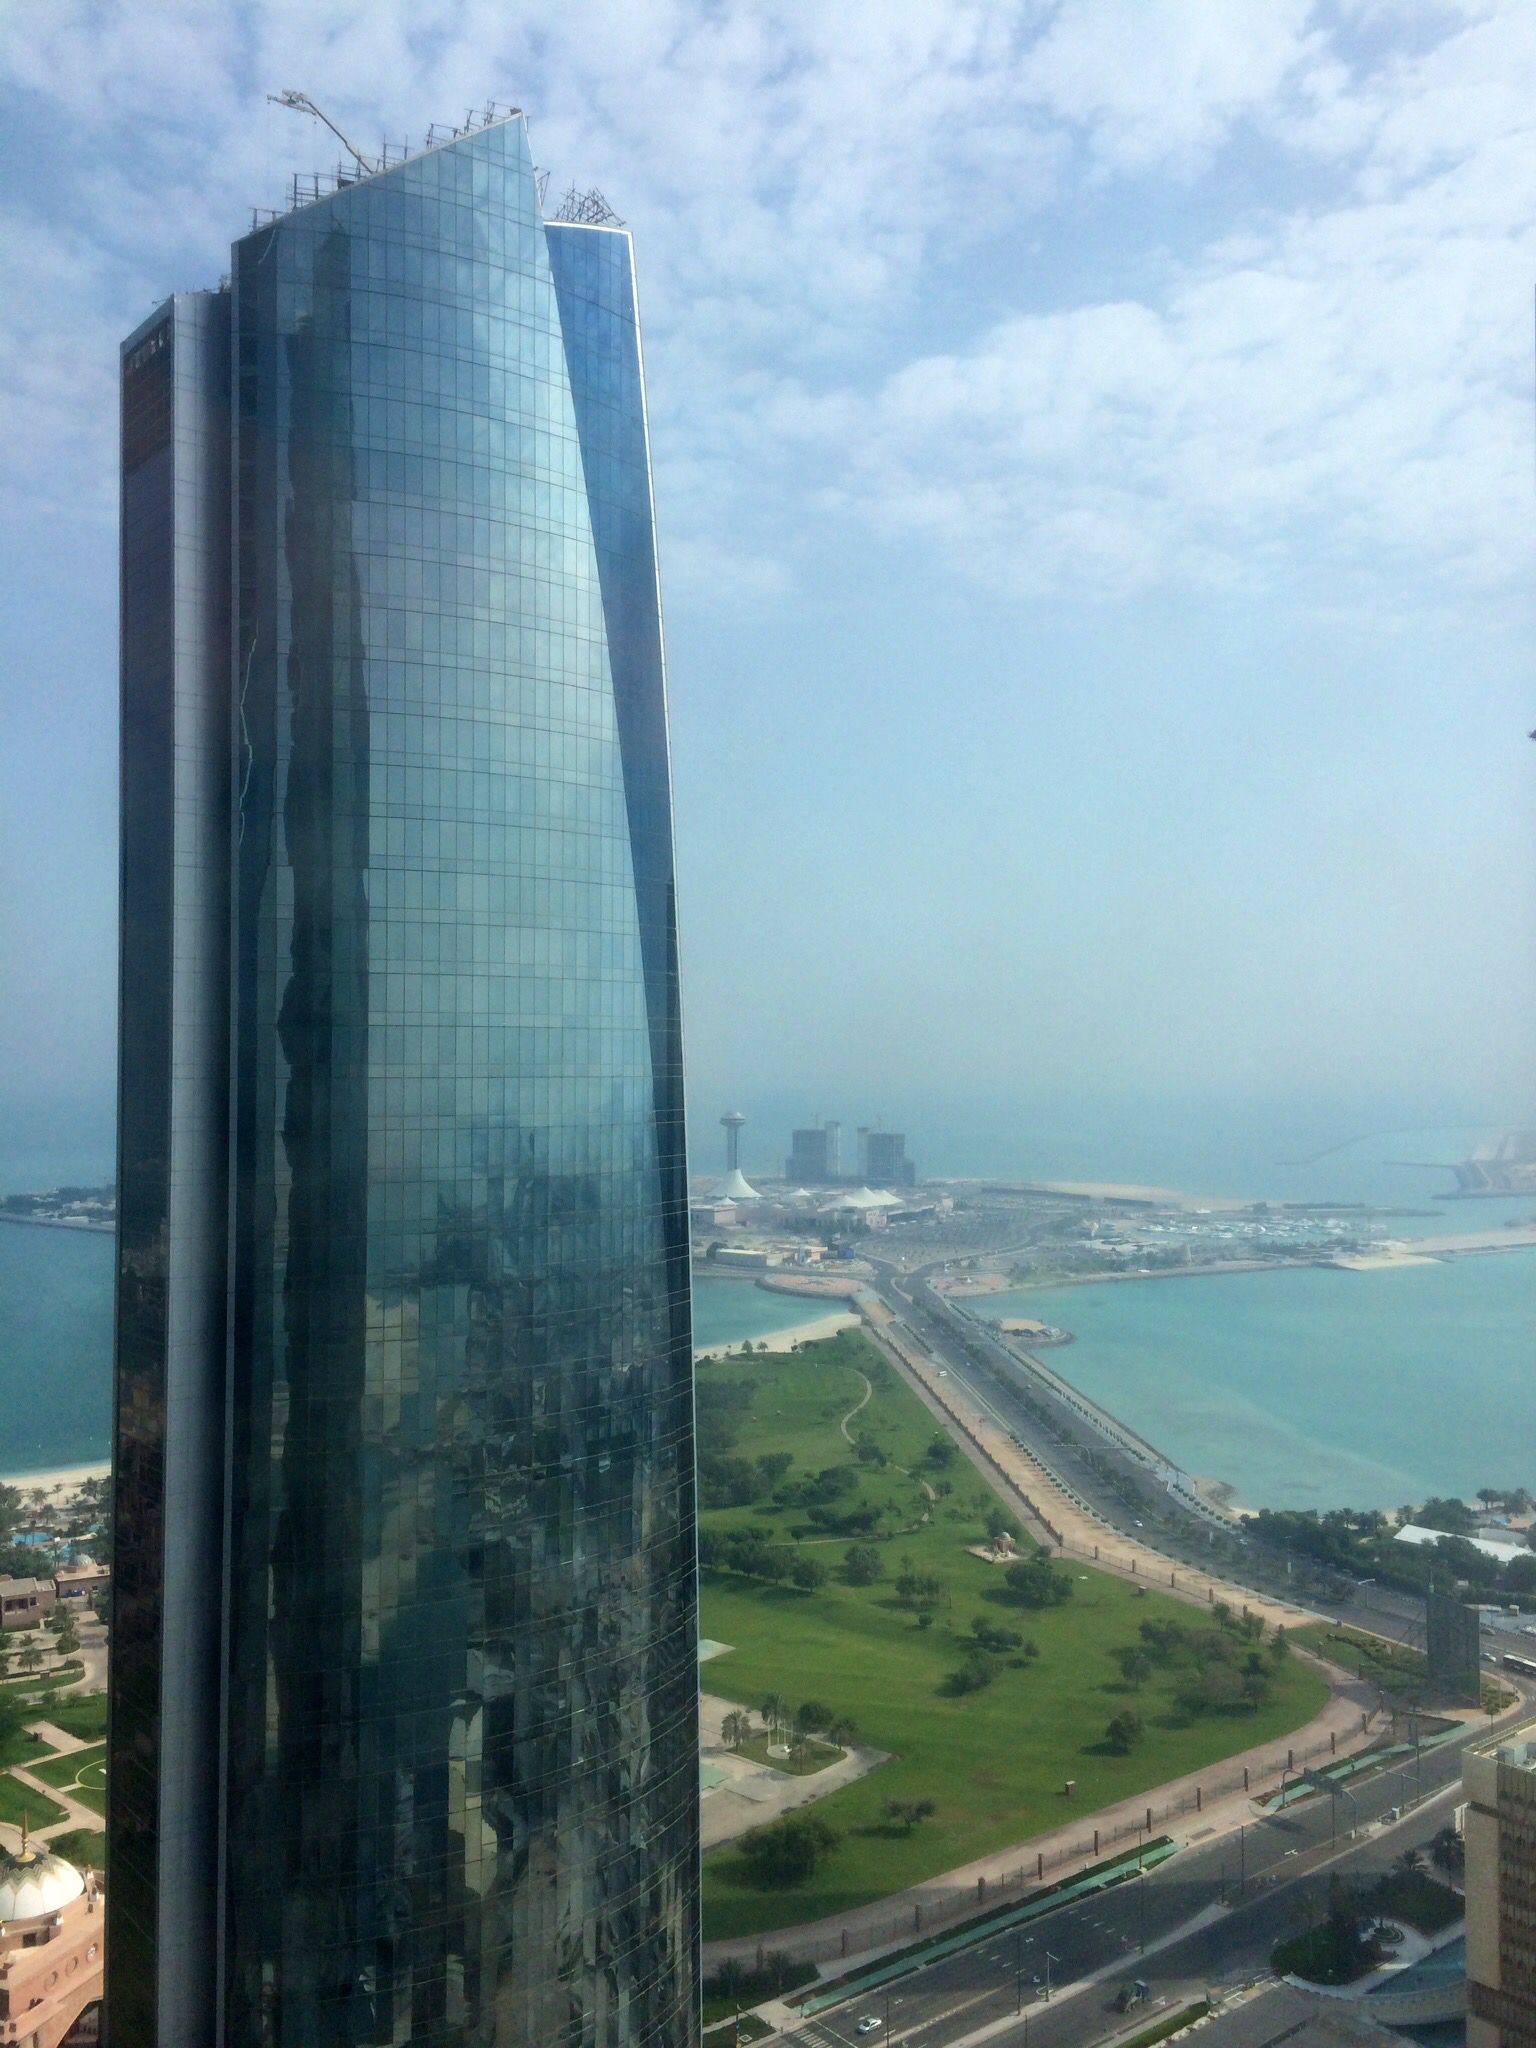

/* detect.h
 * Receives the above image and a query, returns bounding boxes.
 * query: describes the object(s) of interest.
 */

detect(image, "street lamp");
[1044,1949,1059,2001]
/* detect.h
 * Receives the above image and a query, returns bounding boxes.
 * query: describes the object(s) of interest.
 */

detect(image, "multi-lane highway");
[791,1715,1495,2048]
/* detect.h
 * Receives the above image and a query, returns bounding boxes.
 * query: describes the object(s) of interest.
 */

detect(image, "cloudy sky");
[1,0,1532,1184]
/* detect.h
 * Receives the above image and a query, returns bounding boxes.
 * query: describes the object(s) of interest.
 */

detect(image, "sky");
[1,0,1533,1188]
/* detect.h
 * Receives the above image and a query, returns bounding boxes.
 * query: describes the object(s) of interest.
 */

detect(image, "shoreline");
[0,1460,110,1494]
[695,1309,860,1361]
[0,1213,114,1235]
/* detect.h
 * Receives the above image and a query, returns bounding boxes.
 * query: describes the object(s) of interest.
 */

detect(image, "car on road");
[1113,1981,1150,2012]
[855,2019,884,2036]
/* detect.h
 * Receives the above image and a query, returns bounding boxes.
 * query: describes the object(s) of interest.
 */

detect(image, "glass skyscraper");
[111,112,698,2047]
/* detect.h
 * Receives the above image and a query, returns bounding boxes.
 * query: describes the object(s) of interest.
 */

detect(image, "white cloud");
[1,0,1532,613]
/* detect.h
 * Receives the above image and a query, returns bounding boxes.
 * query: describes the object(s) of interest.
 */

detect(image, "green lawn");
[30,1742,107,1813]
[699,1333,1328,1939]
[47,1826,106,1869]
[734,1734,844,1776]
[1294,1624,1426,1695]
[0,1772,68,1832]
[31,1691,107,1742]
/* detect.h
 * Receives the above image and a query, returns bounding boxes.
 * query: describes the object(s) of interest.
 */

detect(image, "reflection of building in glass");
[111,111,697,2047]
[1466,1739,1536,2047]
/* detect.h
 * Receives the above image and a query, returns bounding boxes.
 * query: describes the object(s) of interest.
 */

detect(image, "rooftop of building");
[0,1837,87,1922]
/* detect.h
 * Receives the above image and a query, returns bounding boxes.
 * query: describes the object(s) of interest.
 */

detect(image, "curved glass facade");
[114,113,697,2048]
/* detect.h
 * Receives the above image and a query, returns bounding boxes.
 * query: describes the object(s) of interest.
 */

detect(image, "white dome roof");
[0,1846,85,1921]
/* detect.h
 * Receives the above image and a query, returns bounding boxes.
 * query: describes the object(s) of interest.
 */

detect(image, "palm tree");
[720,1710,749,1752]
[1396,1846,1425,1874]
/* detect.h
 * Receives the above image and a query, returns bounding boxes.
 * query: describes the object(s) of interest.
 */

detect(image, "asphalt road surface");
[796,1710,1494,2048]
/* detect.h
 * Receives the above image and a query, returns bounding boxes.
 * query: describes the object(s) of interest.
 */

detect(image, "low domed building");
[0,1828,103,2047]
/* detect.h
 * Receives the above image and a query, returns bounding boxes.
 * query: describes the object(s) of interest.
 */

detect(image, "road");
[867,1256,1501,1666]
[791,1719,1489,2048]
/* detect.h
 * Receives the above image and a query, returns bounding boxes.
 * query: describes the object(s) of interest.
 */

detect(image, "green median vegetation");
[698,1331,1328,1938]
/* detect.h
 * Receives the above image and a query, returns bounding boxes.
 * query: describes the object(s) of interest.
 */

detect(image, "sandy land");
[1024,1178,1248,1211]
[695,1310,859,1361]
[1329,1250,1440,1271]
[0,1462,110,1495]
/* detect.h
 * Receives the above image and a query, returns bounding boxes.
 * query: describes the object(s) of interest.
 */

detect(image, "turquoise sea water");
[689,1273,837,1350]
[975,1251,1536,1512]
[0,1224,114,1476]
[0,1242,826,1475]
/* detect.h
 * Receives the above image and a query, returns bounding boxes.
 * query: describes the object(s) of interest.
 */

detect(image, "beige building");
[1466,1735,1536,2047]
[0,1580,54,1631]
[48,1566,109,1609]
[0,1833,103,2047]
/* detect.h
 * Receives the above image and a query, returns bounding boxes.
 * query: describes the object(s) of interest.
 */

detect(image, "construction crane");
[268,90,379,179]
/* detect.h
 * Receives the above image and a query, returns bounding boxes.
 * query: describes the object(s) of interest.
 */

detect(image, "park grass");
[1293,1624,1426,1695]
[0,1772,68,1832]
[30,1741,107,1813]
[30,1691,107,1743]
[699,1332,1329,1940]
[734,1734,844,1776]
[47,1826,106,1869]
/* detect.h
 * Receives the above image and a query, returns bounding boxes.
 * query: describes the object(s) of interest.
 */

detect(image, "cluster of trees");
[1112,1612,1285,1718]
[1250,1498,1536,1605]
[722,1696,858,1757]
[1272,1875,1396,1985]
[703,1953,816,2007]
[697,1525,828,1590]
[738,1813,841,1887]
[1004,1550,1074,1608]
[894,1564,947,1611]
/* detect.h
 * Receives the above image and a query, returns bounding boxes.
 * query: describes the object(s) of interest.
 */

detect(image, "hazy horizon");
[3,2,1533,1178]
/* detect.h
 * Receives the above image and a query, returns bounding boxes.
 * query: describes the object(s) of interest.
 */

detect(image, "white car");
[856,2022,884,2038]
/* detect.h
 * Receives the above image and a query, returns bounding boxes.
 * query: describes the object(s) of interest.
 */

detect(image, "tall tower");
[111,111,698,2048]
[721,1110,746,1172]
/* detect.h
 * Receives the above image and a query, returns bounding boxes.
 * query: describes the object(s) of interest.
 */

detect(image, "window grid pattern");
[225,118,697,2046]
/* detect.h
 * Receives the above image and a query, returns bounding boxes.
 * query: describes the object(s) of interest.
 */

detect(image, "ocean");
[0,1223,114,1476]
[974,1252,1536,1512]
[0,1236,828,1478]
[2,1118,1530,1498]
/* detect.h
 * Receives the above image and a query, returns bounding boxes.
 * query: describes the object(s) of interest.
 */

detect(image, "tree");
[1104,1711,1144,1754]
[827,1716,858,1748]
[947,1648,1000,1694]
[923,1435,958,1469]
[1429,1825,1465,1878]
[790,1556,828,1592]
[795,1701,833,1745]
[884,1797,936,1835]
[56,1628,80,1655]
[985,1507,1019,1547]
[18,1645,42,1674]
[843,1543,884,1586]
[1005,1552,1073,1608]
[721,1710,750,1751]
[738,1814,841,1888]
[1112,1646,1154,1689]
[761,1692,788,1744]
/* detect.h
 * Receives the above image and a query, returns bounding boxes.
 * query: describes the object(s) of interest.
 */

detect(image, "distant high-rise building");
[1466,1738,1536,2048]
[860,1130,915,1188]
[111,111,698,2047]
[787,1121,839,1184]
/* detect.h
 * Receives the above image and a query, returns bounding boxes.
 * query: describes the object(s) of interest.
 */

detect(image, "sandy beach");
[695,1309,860,1360]
[0,1461,110,1495]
